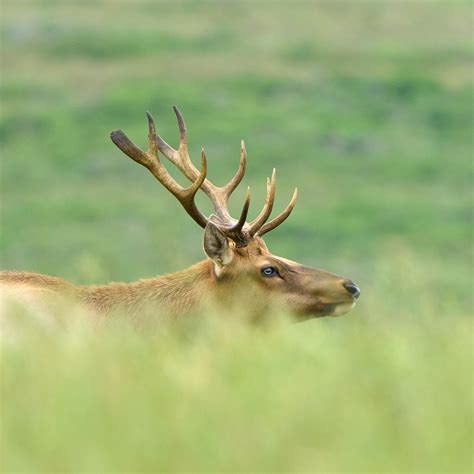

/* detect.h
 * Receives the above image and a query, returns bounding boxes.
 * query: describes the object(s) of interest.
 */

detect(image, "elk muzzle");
[280,264,361,318]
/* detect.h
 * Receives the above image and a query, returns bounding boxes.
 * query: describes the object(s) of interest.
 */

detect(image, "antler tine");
[147,111,158,156]
[173,105,188,147]
[173,106,215,199]
[147,112,179,165]
[173,105,202,181]
[221,139,247,203]
[257,188,298,237]
[228,186,251,233]
[248,168,276,236]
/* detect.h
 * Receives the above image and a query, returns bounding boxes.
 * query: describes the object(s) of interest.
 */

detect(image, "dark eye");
[261,266,278,277]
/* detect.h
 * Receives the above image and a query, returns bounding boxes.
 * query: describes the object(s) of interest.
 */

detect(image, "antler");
[257,188,298,236]
[110,107,297,245]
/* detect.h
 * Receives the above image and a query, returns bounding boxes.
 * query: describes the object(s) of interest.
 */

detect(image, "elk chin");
[289,296,356,319]
[326,301,356,317]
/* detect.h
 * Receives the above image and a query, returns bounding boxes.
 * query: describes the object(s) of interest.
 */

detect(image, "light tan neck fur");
[80,260,215,320]
[1,261,217,323]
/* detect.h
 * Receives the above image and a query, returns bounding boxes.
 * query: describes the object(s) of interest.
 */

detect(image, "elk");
[0,107,360,322]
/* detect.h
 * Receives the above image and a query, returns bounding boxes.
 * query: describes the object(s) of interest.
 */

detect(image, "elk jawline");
[303,301,355,318]
[324,301,355,317]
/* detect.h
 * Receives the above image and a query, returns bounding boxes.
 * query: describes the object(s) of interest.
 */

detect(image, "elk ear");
[203,222,233,267]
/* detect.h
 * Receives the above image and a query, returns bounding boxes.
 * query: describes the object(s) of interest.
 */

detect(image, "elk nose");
[343,281,360,299]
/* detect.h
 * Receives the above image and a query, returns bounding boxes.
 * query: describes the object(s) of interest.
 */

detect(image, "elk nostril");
[343,282,360,299]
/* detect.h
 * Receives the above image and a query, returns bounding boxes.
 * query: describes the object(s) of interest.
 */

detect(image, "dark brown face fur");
[208,236,359,319]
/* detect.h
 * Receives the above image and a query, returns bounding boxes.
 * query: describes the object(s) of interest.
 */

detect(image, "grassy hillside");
[1,1,472,472]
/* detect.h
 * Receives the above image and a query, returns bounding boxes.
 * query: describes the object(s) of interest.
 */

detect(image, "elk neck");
[80,260,216,319]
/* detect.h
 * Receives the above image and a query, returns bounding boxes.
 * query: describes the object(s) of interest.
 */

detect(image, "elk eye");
[261,266,278,277]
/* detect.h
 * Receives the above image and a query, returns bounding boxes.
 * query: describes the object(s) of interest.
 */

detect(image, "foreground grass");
[2,254,472,473]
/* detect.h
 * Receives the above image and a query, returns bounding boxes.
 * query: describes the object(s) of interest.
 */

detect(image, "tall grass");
[2,250,472,472]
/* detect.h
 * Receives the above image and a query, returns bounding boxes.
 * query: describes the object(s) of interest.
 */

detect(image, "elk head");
[111,107,360,319]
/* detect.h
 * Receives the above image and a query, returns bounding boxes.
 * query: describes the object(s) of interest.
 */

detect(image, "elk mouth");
[324,301,356,317]
[302,301,356,318]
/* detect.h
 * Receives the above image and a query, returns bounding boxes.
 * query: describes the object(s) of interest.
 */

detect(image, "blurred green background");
[1,1,472,472]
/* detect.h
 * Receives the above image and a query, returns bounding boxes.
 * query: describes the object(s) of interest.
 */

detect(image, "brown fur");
[1,262,215,323]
